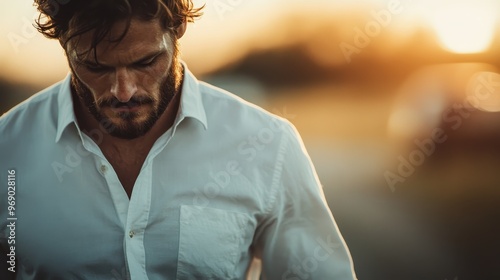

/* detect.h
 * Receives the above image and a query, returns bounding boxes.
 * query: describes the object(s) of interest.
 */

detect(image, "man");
[0,0,357,279]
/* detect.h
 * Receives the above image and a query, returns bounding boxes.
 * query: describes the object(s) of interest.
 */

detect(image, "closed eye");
[134,56,158,68]
[77,62,112,73]
[76,51,163,72]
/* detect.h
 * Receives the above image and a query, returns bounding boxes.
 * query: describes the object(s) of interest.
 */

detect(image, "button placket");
[124,162,153,279]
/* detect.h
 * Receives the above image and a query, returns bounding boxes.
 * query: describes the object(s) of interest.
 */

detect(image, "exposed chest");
[102,149,148,198]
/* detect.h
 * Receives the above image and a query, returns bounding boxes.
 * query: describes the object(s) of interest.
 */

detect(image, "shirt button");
[100,165,108,174]
[129,230,135,238]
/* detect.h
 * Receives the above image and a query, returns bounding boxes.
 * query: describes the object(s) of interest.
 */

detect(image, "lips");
[115,101,139,109]
[111,103,142,113]
[108,98,153,111]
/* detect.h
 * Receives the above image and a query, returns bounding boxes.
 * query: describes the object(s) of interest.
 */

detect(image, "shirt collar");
[55,63,208,143]
[55,73,77,143]
[177,63,208,130]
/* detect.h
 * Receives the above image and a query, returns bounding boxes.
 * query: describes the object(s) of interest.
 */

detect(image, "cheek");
[140,66,170,94]
[74,69,110,97]
[138,71,158,90]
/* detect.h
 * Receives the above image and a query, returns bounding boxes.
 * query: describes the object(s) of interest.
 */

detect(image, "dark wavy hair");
[34,0,203,54]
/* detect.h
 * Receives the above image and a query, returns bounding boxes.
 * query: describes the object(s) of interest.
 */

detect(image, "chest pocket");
[176,205,250,280]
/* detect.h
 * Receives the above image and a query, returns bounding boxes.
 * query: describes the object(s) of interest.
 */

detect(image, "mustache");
[71,77,155,109]
[96,96,155,108]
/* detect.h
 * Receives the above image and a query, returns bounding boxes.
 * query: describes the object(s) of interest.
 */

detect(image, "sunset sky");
[1,0,499,87]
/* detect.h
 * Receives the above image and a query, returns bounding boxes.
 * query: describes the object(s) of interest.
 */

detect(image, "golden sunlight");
[467,72,500,113]
[428,4,497,54]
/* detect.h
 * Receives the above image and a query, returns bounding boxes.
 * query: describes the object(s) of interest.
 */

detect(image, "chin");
[101,110,158,139]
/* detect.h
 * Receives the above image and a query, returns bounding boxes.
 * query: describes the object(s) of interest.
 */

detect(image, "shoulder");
[0,81,63,143]
[197,81,296,138]
[196,81,306,180]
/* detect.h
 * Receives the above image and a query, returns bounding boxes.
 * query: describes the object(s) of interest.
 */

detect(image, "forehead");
[68,18,170,62]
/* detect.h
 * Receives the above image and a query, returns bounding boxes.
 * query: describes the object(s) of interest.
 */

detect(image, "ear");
[175,20,187,39]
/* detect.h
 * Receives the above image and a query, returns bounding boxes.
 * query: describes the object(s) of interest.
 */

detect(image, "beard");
[70,47,183,140]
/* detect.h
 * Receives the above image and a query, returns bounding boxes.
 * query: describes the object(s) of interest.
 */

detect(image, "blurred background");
[2,0,500,279]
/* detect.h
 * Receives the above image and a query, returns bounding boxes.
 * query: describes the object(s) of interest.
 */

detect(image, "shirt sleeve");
[253,121,357,280]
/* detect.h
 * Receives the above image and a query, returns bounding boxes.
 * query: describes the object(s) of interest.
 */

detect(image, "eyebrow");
[78,50,165,67]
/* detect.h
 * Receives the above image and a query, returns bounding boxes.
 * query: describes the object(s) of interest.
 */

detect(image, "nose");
[110,68,137,102]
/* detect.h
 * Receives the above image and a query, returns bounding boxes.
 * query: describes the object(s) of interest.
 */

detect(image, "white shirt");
[0,65,357,279]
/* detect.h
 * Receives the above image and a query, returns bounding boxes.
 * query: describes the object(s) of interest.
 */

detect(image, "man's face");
[66,18,183,139]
